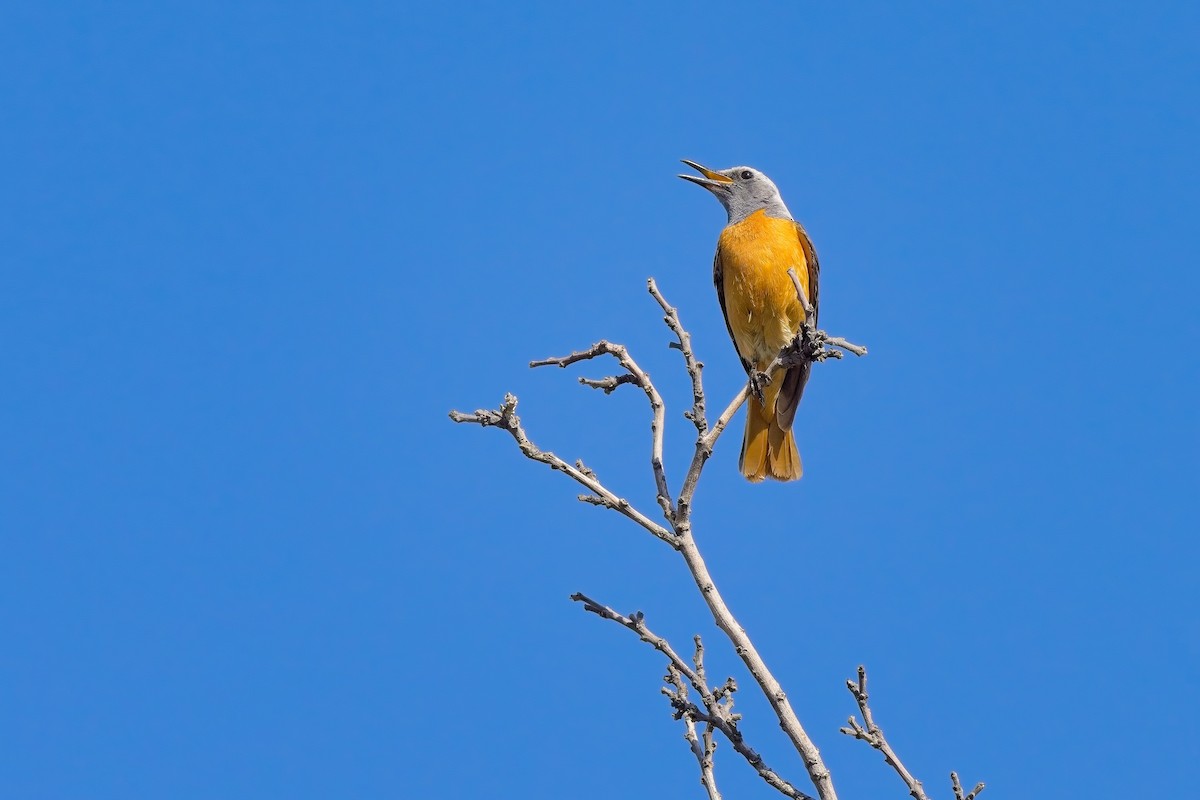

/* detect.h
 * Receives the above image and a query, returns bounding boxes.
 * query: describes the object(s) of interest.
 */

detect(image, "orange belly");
[718,210,809,370]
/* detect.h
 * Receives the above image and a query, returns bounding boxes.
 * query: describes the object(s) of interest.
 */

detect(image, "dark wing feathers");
[775,222,820,431]
[713,246,753,375]
[795,220,819,323]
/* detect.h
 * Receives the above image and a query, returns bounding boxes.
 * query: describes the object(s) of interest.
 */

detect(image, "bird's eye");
[740,170,753,180]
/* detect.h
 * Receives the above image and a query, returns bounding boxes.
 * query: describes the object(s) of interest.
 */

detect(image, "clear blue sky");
[2,2,1196,798]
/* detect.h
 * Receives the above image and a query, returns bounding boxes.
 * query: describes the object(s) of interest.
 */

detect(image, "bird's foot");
[748,370,770,404]
[786,326,834,364]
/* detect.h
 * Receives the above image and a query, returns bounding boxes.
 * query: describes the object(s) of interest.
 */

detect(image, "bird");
[679,160,819,482]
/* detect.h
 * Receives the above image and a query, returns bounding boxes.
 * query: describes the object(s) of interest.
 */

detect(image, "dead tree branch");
[678,686,722,800]
[448,394,676,545]
[530,339,675,523]
[572,593,815,800]
[951,772,986,800]
[840,666,985,800]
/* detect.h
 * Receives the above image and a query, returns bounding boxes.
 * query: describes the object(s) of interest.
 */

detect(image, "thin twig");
[699,723,720,800]
[788,269,868,358]
[951,771,986,800]
[685,716,722,800]
[649,278,708,437]
[569,593,709,700]
[676,384,747,520]
[571,593,815,800]
[448,395,676,545]
[578,374,638,393]
[840,665,927,799]
[647,277,728,521]
[531,340,676,523]
[667,664,723,800]
[840,666,983,800]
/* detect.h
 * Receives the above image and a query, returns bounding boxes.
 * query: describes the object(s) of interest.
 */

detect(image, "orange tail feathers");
[739,392,803,482]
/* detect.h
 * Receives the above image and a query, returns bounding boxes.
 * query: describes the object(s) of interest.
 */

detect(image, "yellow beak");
[678,159,734,189]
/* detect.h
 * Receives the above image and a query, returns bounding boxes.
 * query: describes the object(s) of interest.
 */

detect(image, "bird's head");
[678,160,792,224]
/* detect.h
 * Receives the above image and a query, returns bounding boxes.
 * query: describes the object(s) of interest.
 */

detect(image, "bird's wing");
[775,221,821,431]
[713,245,753,375]
[795,220,819,323]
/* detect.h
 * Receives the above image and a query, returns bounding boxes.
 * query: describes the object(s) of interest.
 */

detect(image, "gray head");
[678,160,792,224]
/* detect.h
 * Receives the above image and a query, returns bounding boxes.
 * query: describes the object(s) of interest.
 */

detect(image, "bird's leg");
[788,322,831,364]
[748,369,770,405]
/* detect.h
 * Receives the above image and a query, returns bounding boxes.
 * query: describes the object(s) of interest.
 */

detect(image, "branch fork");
[572,593,815,800]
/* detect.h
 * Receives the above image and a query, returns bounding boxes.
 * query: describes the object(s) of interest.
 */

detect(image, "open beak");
[678,159,733,191]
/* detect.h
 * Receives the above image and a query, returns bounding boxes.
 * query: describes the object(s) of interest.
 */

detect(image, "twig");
[951,771,986,800]
[448,395,676,545]
[571,593,815,800]
[676,384,748,520]
[530,340,675,524]
[668,664,723,800]
[647,279,746,518]
[648,278,707,437]
[569,594,710,704]
[840,666,927,799]
[697,722,721,800]
[778,269,869,368]
[840,666,983,800]
[579,374,638,393]
[646,277,727,521]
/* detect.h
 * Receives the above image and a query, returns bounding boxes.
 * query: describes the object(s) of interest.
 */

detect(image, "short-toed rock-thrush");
[680,160,819,482]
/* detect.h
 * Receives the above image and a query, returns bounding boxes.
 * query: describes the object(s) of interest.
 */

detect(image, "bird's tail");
[739,382,803,482]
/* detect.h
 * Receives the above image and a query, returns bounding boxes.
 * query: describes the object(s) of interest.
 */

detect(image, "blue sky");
[2,2,1196,798]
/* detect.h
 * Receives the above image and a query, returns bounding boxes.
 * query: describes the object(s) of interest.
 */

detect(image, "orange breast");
[718,210,809,368]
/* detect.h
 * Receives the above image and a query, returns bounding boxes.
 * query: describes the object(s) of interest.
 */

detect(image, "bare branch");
[448,395,677,545]
[577,374,639,393]
[697,723,721,800]
[839,665,981,800]
[673,530,835,800]
[530,340,675,523]
[951,772,986,800]
[692,634,708,687]
[791,267,818,338]
[677,384,748,517]
[571,593,815,800]
[648,278,708,437]
[571,593,709,694]
[840,665,926,799]
[666,664,723,800]
[647,277,735,521]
